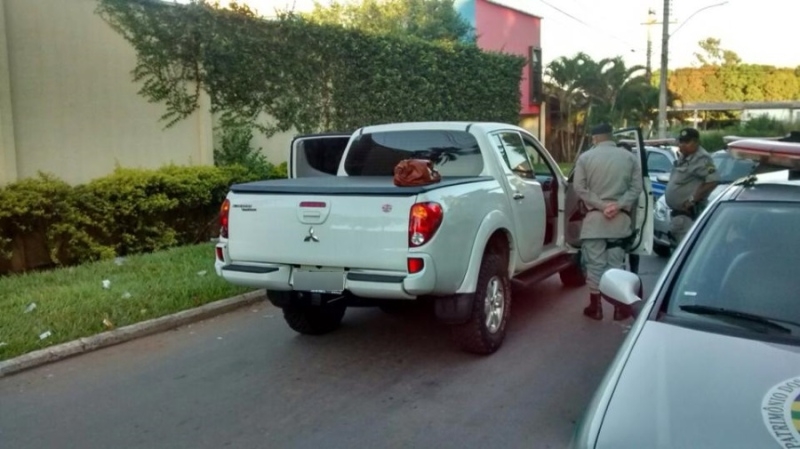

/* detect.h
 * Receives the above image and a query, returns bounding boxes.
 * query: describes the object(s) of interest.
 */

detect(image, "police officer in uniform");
[573,123,643,321]
[664,128,720,245]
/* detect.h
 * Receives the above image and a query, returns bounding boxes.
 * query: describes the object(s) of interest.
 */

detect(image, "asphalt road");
[0,256,667,449]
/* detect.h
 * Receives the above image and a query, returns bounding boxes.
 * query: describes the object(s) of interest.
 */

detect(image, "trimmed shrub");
[0,163,285,275]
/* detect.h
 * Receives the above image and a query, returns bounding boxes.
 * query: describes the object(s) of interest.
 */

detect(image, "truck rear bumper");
[215,244,437,300]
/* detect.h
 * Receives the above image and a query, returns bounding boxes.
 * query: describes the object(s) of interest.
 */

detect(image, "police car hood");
[596,321,800,449]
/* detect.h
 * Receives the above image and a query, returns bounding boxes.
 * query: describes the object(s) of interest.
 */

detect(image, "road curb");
[0,290,266,378]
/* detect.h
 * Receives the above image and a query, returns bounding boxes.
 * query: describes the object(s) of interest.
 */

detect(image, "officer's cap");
[677,127,700,142]
[590,123,613,136]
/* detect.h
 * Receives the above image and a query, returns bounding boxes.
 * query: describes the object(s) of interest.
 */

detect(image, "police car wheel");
[450,251,511,355]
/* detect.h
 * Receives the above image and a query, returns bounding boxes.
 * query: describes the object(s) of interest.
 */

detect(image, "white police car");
[618,138,679,199]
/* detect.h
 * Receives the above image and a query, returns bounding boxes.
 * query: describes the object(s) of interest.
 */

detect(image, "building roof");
[482,0,543,20]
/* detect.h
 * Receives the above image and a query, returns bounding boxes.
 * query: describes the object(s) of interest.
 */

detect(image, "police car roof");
[723,139,800,202]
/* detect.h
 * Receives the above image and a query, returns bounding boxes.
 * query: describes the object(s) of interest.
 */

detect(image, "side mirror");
[656,174,670,183]
[599,268,644,317]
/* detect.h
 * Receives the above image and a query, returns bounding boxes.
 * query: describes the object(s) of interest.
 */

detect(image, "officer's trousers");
[669,215,694,245]
[582,239,627,294]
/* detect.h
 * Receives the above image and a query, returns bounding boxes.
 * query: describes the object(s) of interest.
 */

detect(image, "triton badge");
[304,227,319,242]
[382,204,392,213]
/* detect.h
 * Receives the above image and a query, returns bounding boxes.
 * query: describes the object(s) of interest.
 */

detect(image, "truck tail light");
[409,202,443,247]
[220,199,230,238]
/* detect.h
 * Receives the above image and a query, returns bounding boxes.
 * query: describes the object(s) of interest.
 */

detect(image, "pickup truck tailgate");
[227,193,416,271]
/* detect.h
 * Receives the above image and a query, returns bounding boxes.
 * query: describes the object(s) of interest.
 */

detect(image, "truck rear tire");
[282,302,346,335]
[450,251,511,355]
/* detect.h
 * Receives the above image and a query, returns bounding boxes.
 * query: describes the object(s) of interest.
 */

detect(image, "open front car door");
[613,127,654,256]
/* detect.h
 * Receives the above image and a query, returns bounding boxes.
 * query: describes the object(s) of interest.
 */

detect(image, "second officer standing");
[664,128,719,245]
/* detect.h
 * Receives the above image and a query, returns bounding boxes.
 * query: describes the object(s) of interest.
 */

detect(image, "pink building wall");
[474,0,542,116]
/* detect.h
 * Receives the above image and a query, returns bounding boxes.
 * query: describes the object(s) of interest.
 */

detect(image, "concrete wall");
[0,0,218,185]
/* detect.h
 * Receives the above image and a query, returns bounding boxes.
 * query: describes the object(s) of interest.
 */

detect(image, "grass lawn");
[0,243,252,361]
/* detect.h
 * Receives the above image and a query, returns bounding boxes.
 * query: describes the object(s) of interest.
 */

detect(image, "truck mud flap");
[434,294,473,325]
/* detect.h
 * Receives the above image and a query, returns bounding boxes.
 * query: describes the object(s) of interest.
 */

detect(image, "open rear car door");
[563,127,654,256]
[290,133,352,178]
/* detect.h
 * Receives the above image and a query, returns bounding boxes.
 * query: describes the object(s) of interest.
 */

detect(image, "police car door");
[613,127,654,256]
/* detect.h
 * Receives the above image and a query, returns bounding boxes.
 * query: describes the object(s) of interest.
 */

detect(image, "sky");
[191,0,799,70]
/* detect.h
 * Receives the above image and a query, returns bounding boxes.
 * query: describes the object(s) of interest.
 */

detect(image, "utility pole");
[657,0,671,139]
[642,8,656,80]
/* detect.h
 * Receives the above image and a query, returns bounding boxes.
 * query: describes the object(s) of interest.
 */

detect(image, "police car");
[618,138,679,199]
[570,139,800,449]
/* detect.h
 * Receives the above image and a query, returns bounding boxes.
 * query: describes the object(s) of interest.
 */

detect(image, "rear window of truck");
[343,130,484,177]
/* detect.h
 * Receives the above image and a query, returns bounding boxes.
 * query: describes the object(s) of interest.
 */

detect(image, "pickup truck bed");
[230,176,494,195]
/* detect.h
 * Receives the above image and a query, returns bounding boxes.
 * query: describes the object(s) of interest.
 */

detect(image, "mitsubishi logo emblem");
[304,227,319,242]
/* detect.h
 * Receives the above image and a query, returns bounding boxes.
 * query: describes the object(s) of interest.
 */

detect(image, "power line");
[536,0,642,52]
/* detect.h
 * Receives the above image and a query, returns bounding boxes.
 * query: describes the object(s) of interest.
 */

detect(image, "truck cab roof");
[358,121,528,135]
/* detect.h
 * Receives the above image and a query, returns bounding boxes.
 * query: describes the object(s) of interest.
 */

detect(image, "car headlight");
[655,197,668,220]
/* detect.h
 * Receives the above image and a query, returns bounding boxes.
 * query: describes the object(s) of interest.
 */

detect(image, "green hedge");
[0,163,286,275]
[96,0,526,135]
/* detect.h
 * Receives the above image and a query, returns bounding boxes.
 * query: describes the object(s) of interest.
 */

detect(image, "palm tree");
[545,53,595,161]
[582,57,648,125]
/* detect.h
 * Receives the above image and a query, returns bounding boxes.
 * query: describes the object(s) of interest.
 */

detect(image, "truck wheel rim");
[484,276,505,334]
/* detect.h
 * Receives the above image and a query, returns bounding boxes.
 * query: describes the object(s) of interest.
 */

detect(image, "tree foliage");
[544,53,661,160]
[95,0,523,137]
[303,0,475,43]
[669,37,800,104]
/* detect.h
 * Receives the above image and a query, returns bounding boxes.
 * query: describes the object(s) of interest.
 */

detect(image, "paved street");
[0,256,666,449]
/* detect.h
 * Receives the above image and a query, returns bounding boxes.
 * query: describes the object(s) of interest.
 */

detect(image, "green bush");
[0,164,283,275]
[0,174,114,271]
[213,119,287,181]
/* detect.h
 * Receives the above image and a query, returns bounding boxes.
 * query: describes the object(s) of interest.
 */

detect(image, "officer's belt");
[606,234,635,249]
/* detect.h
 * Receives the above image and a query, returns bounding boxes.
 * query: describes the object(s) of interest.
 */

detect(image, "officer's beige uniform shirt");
[573,141,643,239]
[664,147,719,211]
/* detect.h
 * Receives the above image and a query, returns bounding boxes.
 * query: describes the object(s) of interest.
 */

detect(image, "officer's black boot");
[583,293,603,320]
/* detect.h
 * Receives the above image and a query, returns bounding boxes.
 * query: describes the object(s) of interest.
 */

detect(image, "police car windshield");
[666,202,800,339]
[712,151,756,183]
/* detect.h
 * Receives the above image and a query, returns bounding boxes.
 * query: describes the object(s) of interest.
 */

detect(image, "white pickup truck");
[215,122,654,354]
